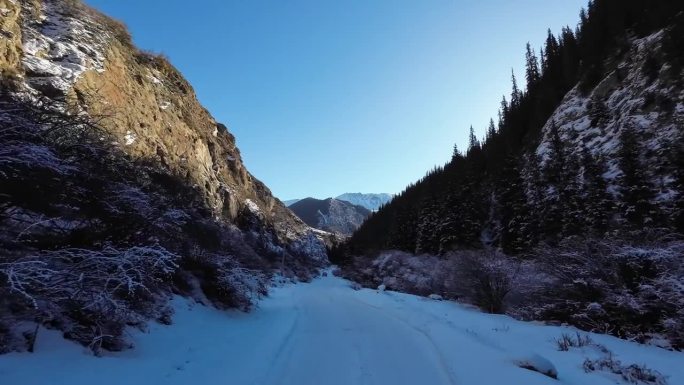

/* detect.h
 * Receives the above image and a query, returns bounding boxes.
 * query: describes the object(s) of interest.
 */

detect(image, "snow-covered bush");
[0,245,178,353]
[527,236,684,349]
[450,250,521,313]
[0,89,327,355]
[179,249,268,312]
[370,250,454,296]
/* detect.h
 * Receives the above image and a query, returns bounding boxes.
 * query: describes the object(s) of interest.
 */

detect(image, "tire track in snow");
[344,295,459,385]
[253,302,301,385]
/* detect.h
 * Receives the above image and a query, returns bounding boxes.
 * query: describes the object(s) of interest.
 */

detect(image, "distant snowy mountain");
[289,198,371,235]
[283,199,301,207]
[336,193,393,211]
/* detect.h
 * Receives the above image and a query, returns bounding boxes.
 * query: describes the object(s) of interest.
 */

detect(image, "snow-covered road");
[1,274,682,385]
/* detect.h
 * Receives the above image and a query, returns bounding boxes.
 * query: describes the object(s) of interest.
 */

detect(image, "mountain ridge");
[289,197,371,235]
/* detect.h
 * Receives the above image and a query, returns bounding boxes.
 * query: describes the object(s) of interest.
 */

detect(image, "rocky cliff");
[0,0,327,353]
[1,0,323,252]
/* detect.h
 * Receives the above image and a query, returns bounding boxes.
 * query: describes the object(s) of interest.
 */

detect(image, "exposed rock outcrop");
[2,0,325,258]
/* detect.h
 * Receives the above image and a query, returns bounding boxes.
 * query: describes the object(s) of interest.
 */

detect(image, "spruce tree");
[671,128,684,233]
[468,126,480,153]
[487,119,497,140]
[581,147,613,234]
[617,127,656,226]
[452,143,462,162]
[510,70,522,107]
[560,152,584,236]
[415,198,441,254]
[498,157,532,253]
[540,120,566,239]
[525,42,541,90]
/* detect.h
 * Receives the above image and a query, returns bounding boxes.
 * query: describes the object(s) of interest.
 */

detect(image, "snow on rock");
[377,284,386,291]
[244,198,260,215]
[124,130,136,145]
[514,353,559,379]
[535,30,683,201]
[21,0,108,95]
[336,192,393,211]
[147,74,162,85]
[429,294,443,300]
[1,275,682,385]
[288,231,329,262]
[159,101,172,110]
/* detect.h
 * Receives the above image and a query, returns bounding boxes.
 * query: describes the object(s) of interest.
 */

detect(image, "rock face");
[536,30,683,200]
[1,0,324,257]
[289,198,371,235]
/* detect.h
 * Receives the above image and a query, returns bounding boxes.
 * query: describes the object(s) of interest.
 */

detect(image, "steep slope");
[289,197,371,235]
[11,0,317,245]
[536,30,682,200]
[336,192,393,211]
[338,1,684,348]
[343,1,684,257]
[0,0,326,354]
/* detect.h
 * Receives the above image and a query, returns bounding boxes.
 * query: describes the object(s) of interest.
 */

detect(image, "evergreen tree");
[468,125,480,153]
[543,29,559,73]
[497,157,533,253]
[617,127,656,226]
[560,152,584,236]
[525,43,541,90]
[415,197,441,254]
[588,97,610,128]
[670,127,684,233]
[498,96,509,129]
[581,147,613,234]
[540,121,566,239]
[452,143,462,161]
[510,70,522,107]
[486,119,497,140]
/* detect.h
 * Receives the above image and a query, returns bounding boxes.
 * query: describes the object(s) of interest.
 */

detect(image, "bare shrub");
[451,250,519,313]
[556,332,594,351]
[583,352,668,385]
[0,245,178,354]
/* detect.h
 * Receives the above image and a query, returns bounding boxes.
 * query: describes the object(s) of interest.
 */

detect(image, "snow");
[21,0,108,95]
[336,193,393,211]
[244,198,260,214]
[535,29,683,203]
[514,353,558,379]
[147,74,162,85]
[1,275,682,385]
[124,131,136,145]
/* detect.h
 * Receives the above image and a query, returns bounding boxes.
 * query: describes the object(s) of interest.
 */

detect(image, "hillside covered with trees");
[336,0,684,349]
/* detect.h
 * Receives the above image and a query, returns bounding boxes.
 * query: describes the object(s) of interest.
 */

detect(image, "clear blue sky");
[84,0,586,200]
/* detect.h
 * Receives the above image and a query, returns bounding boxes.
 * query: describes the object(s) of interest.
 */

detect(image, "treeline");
[335,0,684,262]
